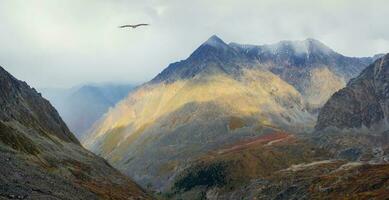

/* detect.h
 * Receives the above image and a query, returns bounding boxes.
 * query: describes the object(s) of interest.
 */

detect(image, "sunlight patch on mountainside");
[84,68,313,151]
[304,67,346,107]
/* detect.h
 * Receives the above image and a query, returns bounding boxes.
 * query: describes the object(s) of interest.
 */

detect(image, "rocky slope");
[41,84,134,139]
[167,131,389,199]
[0,66,150,199]
[230,39,378,109]
[316,53,389,131]
[154,36,377,109]
[83,35,378,191]
[167,132,331,197]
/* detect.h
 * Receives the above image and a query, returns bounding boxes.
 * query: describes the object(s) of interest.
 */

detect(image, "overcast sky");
[0,0,388,88]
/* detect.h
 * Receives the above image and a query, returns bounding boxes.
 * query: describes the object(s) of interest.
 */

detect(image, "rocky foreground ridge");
[0,66,150,200]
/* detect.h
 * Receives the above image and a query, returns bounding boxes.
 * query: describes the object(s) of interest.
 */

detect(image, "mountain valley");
[2,35,388,200]
[41,84,135,139]
[2,1,389,199]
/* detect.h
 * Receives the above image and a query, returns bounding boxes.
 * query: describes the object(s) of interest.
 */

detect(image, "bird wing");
[118,25,135,28]
[134,24,149,27]
[118,24,149,28]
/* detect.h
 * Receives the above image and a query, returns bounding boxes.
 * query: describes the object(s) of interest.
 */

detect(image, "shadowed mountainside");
[316,53,389,131]
[0,66,150,200]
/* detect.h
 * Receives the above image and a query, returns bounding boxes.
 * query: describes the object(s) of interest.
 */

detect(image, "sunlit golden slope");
[85,68,311,146]
[87,70,302,137]
[304,67,346,108]
[83,68,314,189]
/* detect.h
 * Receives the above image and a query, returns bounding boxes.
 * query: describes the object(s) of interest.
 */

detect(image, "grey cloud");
[0,0,388,88]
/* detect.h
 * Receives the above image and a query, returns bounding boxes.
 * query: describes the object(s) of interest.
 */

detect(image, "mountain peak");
[304,38,322,43]
[150,35,242,83]
[303,38,335,55]
[202,35,228,48]
[371,53,389,77]
[382,53,389,60]
[187,35,236,61]
[373,53,386,60]
[255,38,335,57]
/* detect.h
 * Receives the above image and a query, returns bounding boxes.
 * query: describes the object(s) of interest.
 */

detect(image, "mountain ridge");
[316,53,389,130]
[0,66,150,199]
[0,66,79,144]
[151,35,378,108]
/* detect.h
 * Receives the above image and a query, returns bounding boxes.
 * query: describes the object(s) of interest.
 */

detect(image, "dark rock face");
[151,35,253,83]
[0,66,150,199]
[316,53,389,130]
[0,66,78,144]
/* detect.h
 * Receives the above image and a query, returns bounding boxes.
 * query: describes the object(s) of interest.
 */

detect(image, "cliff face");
[316,53,389,130]
[0,66,150,200]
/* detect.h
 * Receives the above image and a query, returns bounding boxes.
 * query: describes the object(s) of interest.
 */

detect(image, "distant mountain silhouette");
[41,84,134,139]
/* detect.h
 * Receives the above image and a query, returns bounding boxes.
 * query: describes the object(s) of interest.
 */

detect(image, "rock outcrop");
[316,53,389,130]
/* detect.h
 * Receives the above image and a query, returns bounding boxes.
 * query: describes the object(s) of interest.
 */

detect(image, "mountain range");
[83,35,383,193]
[0,66,150,199]
[153,36,380,109]
[167,54,389,199]
[2,34,389,199]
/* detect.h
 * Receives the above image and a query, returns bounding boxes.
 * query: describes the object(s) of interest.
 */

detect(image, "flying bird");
[118,24,149,29]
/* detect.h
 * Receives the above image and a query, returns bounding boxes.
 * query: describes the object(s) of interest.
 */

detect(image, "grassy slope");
[169,131,389,199]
